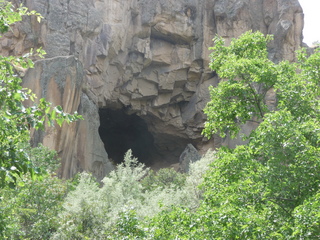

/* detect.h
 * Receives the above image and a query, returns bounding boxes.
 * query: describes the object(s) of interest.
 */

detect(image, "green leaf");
[56,118,64,127]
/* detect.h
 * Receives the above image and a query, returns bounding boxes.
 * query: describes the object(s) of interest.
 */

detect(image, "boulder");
[179,144,201,173]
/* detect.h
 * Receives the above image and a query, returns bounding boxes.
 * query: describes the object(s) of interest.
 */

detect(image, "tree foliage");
[0,1,82,187]
[202,31,276,139]
[0,143,78,239]
[133,31,320,239]
[197,31,320,238]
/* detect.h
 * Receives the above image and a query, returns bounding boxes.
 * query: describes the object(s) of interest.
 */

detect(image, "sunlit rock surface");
[2,0,304,179]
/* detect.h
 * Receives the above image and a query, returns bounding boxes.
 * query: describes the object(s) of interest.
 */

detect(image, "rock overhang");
[4,0,304,179]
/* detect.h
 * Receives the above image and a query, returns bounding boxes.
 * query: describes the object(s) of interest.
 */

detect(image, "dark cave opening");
[98,108,196,169]
[98,108,156,165]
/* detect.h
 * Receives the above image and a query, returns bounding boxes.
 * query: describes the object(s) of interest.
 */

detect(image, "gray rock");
[179,144,201,173]
[3,0,304,180]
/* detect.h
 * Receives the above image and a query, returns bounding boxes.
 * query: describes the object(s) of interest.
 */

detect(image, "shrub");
[52,149,216,239]
[0,173,71,239]
[141,168,186,191]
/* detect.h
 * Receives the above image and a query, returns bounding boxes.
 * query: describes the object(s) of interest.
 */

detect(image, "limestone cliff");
[1,0,304,179]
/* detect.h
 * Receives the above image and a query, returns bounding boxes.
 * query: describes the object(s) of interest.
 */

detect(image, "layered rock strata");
[1,0,304,179]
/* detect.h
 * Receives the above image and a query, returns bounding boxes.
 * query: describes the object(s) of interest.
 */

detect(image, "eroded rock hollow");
[98,108,155,166]
[98,108,199,169]
[3,0,304,179]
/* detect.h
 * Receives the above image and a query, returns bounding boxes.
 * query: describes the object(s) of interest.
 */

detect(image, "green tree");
[141,31,320,240]
[0,144,78,239]
[0,1,82,187]
[0,174,72,239]
[202,31,276,139]
[198,31,320,238]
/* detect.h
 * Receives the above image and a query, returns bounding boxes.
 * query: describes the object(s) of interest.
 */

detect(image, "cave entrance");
[98,108,156,165]
[98,108,195,169]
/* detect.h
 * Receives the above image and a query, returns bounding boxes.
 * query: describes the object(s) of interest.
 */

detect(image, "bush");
[141,168,186,191]
[23,143,60,174]
[52,150,216,239]
[0,142,75,239]
[0,172,72,239]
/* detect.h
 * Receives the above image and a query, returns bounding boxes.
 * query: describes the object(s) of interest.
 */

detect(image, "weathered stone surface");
[2,0,305,179]
[179,144,201,173]
[23,56,113,179]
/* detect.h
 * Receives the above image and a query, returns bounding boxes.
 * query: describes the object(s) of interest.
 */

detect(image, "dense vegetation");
[0,1,82,188]
[1,2,319,239]
[0,2,81,237]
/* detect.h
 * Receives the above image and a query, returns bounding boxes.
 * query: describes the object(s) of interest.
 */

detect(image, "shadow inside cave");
[98,108,156,165]
[98,108,192,169]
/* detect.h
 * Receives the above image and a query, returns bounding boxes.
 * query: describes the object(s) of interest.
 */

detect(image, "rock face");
[2,0,304,179]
